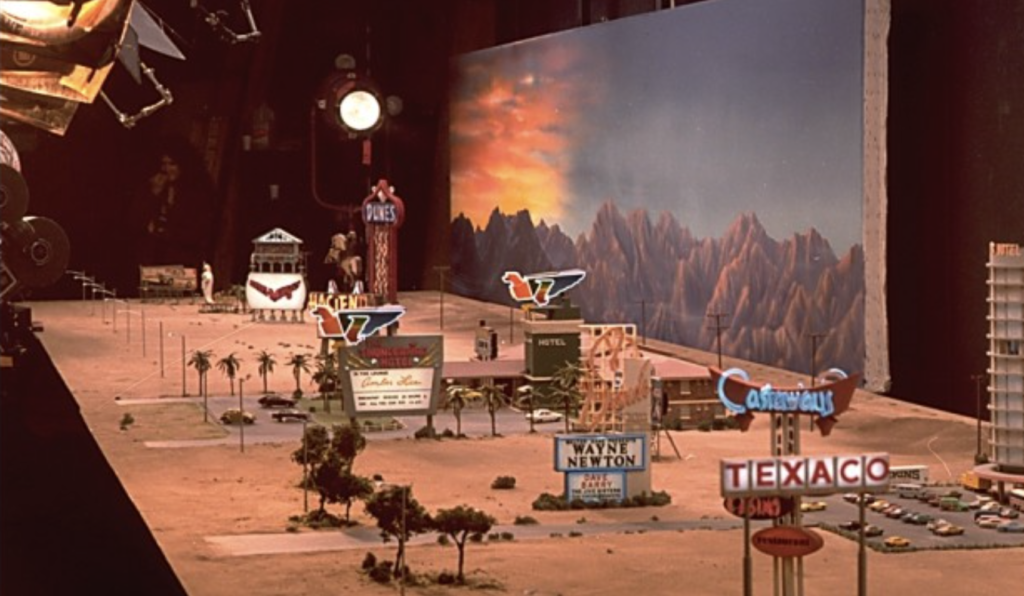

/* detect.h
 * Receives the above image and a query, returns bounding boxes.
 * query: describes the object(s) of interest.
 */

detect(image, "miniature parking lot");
[803,492,1024,551]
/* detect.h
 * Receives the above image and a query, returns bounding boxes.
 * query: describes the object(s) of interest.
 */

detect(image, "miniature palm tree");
[442,384,480,438]
[216,352,242,396]
[255,350,276,394]
[517,385,536,434]
[286,353,312,399]
[550,361,584,433]
[479,384,510,437]
[188,349,214,422]
[312,353,339,414]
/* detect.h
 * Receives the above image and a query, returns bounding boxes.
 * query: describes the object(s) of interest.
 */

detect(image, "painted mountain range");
[450,203,864,376]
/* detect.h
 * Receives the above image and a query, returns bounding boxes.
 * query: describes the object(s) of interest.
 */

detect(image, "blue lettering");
[717,368,845,418]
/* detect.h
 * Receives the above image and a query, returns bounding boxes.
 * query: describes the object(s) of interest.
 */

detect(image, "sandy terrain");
[29,293,1024,595]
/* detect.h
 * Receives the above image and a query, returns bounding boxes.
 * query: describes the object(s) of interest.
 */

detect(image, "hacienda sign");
[710,367,862,436]
[720,453,890,498]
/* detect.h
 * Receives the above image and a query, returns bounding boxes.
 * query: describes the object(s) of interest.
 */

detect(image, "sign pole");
[743,497,753,596]
[858,497,867,596]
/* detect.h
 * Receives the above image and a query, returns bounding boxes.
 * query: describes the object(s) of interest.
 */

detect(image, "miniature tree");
[312,353,340,414]
[365,485,432,577]
[479,384,510,437]
[255,350,276,394]
[517,385,536,434]
[314,454,373,524]
[433,505,496,583]
[550,361,584,433]
[286,353,312,399]
[442,384,480,438]
[188,349,214,422]
[216,352,242,396]
[292,424,369,520]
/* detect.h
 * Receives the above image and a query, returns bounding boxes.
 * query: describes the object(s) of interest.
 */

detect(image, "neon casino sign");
[710,367,861,436]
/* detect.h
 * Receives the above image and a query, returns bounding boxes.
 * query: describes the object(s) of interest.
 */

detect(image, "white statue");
[201,262,215,305]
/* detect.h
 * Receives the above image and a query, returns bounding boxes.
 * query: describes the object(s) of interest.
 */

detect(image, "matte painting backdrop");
[450,0,867,377]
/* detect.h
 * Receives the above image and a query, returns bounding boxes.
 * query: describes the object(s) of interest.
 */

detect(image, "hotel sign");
[710,367,861,436]
[720,453,890,498]
[555,434,647,472]
[338,335,443,417]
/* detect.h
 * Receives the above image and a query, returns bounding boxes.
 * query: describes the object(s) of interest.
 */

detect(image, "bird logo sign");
[309,305,406,345]
[501,269,587,307]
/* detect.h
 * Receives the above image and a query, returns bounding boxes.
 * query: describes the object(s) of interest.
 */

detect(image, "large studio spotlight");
[316,71,385,139]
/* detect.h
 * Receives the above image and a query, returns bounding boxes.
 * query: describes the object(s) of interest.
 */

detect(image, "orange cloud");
[451,45,590,229]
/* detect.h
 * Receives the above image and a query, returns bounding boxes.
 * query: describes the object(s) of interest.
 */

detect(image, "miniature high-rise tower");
[987,242,1024,473]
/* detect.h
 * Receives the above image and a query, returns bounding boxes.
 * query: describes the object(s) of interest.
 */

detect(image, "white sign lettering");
[350,368,434,413]
[720,454,890,497]
[555,434,647,472]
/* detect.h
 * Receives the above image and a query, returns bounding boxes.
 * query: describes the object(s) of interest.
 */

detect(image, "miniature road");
[205,518,744,557]
[143,407,563,449]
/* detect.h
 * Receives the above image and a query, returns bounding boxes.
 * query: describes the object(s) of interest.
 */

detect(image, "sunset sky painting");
[450,0,864,254]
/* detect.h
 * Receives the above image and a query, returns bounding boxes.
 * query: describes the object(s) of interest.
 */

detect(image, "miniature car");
[884,536,911,548]
[926,518,951,532]
[932,523,965,536]
[975,516,1001,529]
[974,502,1002,518]
[801,501,827,512]
[998,507,1020,519]
[258,393,297,408]
[884,506,906,519]
[996,520,1024,533]
[525,408,563,423]
[220,408,256,425]
[838,521,884,537]
[271,409,310,423]
[906,513,933,525]
[868,500,891,513]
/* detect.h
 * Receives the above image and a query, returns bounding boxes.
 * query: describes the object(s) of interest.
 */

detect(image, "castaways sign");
[720,453,890,498]
[751,526,824,558]
[710,367,861,436]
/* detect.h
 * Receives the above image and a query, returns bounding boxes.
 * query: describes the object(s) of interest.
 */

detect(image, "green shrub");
[361,552,377,570]
[441,428,455,438]
[491,475,517,490]
[568,531,583,538]
[414,426,438,440]
[119,413,135,431]
[513,515,538,526]
[488,532,501,541]
[500,532,514,541]
[437,535,450,546]
[437,571,457,585]
[469,532,484,543]
[368,562,392,583]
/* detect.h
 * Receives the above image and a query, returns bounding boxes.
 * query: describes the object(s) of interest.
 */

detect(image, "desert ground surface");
[29,292,1024,595]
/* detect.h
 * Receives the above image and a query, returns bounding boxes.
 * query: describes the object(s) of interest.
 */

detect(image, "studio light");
[316,72,385,138]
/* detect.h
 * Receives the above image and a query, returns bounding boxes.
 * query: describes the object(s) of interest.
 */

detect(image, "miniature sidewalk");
[205,518,744,557]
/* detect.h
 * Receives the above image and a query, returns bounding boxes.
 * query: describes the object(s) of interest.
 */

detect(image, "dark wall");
[888,0,1024,415]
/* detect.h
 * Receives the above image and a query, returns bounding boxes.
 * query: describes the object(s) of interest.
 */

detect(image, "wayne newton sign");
[555,434,647,472]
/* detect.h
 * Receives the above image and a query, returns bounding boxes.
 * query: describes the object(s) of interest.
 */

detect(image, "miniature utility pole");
[971,373,987,463]
[433,266,450,329]
[706,311,730,369]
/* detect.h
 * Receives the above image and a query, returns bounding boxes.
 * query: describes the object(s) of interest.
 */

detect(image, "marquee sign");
[246,273,307,311]
[555,434,647,472]
[309,304,405,344]
[502,269,586,307]
[720,453,890,498]
[722,496,794,520]
[338,335,443,417]
[567,471,627,503]
[710,367,861,436]
[751,527,824,558]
